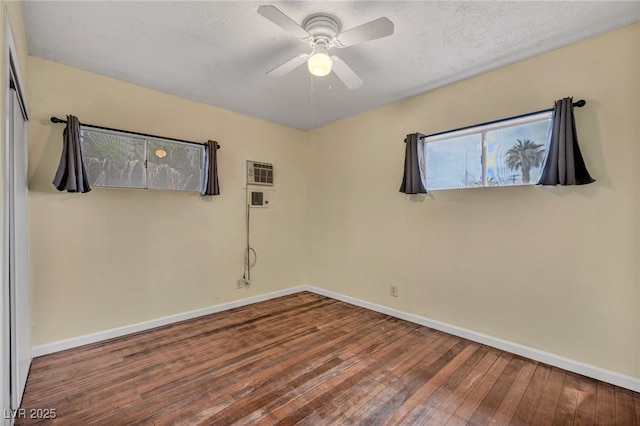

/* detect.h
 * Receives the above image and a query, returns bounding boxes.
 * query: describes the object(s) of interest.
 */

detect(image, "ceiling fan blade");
[331,57,363,90]
[258,5,309,39]
[266,54,309,77]
[336,17,394,47]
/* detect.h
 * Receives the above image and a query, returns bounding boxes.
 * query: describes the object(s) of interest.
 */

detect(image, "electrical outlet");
[390,284,398,297]
[236,279,245,289]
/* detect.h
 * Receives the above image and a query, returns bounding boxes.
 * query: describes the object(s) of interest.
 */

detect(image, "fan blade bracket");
[335,17,394,47]
[258,5,309,39]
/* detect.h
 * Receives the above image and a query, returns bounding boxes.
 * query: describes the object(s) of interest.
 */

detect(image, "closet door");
[8,85,30,409]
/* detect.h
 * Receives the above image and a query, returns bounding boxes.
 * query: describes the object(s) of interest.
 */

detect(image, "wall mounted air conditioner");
[246,160,274,186]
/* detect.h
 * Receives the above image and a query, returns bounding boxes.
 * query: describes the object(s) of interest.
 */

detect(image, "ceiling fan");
[258,5,394,90]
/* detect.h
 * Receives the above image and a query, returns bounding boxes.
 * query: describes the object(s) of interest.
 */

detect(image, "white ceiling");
[22,1,640,131]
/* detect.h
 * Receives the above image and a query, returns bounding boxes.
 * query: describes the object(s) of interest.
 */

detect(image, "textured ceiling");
[22,1,640,130]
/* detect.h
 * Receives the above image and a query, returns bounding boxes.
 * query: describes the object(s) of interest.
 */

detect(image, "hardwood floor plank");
[615,386,638,426]
[101,311,400,425]
[332,332,459,424]
[444,352,513,425]
[295,325,429,425]
[573,376,597,426]
[319,328,449,425]
[510,363,552,424]
[466,355,525,425]
[267,356,382,424]
[15,292,640,425]
[359,338,469,424]
[396,344,490,425]
[188,320,404,422]
[530,366,567,426]
[262,320,428,421]
[423,348,502,425]
[634,392,640,425]
[27,299,351,424]
[25,296,338,403]
[551,371,581,425]
[595,381,616,425]
[490,356,537,425]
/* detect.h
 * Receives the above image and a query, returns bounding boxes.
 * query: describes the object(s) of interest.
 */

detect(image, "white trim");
[32,284,640,393]
[304,285,640,393]
[31,286,305,357]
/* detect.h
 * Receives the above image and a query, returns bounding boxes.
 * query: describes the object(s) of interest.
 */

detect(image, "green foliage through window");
[80,127,203,192]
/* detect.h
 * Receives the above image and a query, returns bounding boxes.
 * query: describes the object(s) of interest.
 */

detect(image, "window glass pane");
[146,139,203,192]
[425,134,482,190]
[80,128,146,188]
[486,119,551,185]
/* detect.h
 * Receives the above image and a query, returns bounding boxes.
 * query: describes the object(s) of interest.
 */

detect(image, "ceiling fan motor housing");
[304,15,340,47]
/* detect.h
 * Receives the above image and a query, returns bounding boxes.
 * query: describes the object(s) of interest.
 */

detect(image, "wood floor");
[17,292,640,425]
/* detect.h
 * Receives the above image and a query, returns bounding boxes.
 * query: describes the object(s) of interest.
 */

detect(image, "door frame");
[1,7,29,425]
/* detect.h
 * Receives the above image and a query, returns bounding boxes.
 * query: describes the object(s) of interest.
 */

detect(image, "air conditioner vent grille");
[247,161,274,186]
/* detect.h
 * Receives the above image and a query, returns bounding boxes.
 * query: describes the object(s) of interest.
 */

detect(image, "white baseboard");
[304,285,640,393]
[32,284,640,393]
[31,286,306,358]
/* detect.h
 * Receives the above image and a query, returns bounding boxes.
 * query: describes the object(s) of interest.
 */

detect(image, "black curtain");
[399,133,427,194]
[52,115,91,193]
[538,98,595,186]
[202,140,220,196]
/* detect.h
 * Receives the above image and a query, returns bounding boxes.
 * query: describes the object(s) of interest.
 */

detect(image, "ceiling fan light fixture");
[307,45,332,77]
[259,6,394,88]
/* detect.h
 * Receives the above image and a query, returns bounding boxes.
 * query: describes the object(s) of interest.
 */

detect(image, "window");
[423,112,552,190]
[80,127,204,192]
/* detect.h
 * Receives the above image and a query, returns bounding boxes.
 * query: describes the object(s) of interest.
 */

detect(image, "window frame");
[79,125,205,192]
[422,111,552,191]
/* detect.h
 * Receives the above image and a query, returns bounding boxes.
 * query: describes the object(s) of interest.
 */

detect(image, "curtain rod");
[420,99,586,140]
[50,117,220,149]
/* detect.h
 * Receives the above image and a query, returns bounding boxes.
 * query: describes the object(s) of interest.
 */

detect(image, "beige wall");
[27,57,309,345]
[307,23,640,378]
